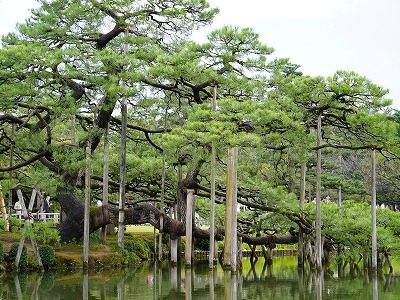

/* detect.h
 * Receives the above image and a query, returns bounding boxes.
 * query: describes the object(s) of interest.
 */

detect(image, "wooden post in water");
[371,149,377,271]
[298,162,307,268]
[171,238,178,265]
[315,114,322,271]
[185,189,194,266]
[209,86,217,269]
[83,141,91,267]
[224,147,238,272]
[101,124,110,240]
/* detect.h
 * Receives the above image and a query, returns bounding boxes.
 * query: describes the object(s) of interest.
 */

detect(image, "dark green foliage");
[0,219,7,231]
[123,239,151,260]
[8,217,22,232]
[0,241,3,264]
[8,243,27,268]
[41,272,55,291]
[32,222,60,245]
[38,244,55,269]
[194,237,209,251]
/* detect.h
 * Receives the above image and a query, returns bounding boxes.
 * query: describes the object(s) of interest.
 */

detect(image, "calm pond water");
[0,257,398,299]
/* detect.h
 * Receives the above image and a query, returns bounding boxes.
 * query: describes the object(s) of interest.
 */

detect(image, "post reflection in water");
[2,257,399,300]
[315,271,323,300]
[82,272,88,300]
[372,273,378,300]
[14,275,23,300]
[185,267,192,300]
[209,269,215,300]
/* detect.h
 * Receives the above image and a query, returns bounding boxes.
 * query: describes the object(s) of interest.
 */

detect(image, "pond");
[0,257,398,299]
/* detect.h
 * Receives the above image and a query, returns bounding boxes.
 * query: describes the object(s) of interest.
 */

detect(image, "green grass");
[125,225,158,234]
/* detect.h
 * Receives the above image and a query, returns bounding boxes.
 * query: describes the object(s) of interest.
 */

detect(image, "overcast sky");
[1,0,399,109]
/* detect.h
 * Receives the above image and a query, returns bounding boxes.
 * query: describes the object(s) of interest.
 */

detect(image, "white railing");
[10,212,60,223]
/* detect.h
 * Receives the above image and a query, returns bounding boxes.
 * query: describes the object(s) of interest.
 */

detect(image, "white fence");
[10,213,60,223]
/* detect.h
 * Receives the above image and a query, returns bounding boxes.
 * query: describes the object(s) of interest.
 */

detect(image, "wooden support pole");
[101,124,110,241]
[338,155,342,207]
[298,163,307,268]
[185,189,194,266]
[118,31,128,248]
[8,124,15,221]
[159,154,166,261]
[83,142,91,267]
[171,238,178,266]
[209,85,217,269]
[16,189,42,269]
[224,147,238,272]
[316,114,322,271]
[371,149,377,271]
[0,184,9,231]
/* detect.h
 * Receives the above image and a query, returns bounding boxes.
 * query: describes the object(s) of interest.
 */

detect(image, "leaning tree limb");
[56,186,298,247]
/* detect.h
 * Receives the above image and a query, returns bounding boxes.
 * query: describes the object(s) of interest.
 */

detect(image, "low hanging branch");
[56,186,298,246]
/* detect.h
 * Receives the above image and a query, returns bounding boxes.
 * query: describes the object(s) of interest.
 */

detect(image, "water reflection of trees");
[0,260,399,300]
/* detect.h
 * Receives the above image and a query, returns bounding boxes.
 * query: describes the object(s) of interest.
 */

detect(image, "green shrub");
[39,244,55,269]
[124,239,151,260]
[0,219,7,231]
[8,217,22,232]
[32,222,60,245]
[9,243,27,268]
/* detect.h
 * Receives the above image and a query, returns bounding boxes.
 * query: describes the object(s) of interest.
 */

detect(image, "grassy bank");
[0,225,156,271]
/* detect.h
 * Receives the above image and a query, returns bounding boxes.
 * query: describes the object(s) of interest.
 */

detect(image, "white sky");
[1,0,399,109]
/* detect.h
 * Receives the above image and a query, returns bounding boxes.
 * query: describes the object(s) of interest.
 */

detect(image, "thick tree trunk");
[56,187,298,247]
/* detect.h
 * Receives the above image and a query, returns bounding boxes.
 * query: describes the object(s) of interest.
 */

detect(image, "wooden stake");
[83,141,91,267]
[371,149,377,271]
[316,115,322,271]
[185,189,194,266]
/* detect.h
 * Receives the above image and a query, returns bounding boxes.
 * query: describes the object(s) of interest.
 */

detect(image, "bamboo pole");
[118,32,129,247]
[316,115,322,271]
[298,163,307,268]
[185,189,194,266]
[83,141,91,267]
[209,86,217,269]
[102,124,110,241]
[224,147,238,272]
[371,149,377,271]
